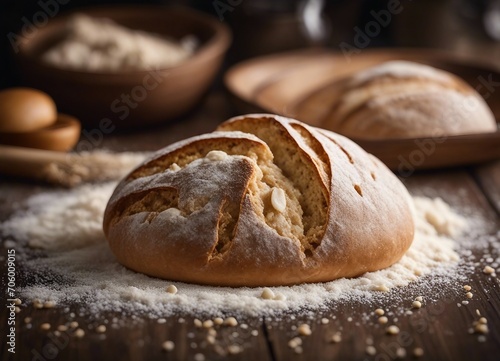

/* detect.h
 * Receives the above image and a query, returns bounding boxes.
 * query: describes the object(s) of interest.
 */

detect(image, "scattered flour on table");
[0,183,481,317]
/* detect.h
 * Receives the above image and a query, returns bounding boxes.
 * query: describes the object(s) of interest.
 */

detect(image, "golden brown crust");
[103,114,415,286]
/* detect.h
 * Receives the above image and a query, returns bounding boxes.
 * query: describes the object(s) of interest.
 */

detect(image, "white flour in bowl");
[0,182,485,318]
[42,14,197,72]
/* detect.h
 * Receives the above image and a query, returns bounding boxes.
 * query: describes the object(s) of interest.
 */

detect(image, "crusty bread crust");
[322,61,497,139]
[103,114,415,286]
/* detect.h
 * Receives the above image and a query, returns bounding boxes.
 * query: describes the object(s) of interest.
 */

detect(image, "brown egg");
[0,114,81,151]
[0,88,57,133]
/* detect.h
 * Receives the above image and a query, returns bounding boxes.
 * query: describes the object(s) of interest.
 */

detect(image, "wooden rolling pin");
[0,145,147,187]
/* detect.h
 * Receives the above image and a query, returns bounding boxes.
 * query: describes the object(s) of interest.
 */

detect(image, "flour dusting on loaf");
[352,60,452,85]
[104,114,415,286]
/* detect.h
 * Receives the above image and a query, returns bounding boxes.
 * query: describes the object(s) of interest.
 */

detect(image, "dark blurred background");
[2,0,500,89]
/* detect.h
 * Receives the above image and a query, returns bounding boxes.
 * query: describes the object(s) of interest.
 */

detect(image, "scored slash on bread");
[103,114,415,286]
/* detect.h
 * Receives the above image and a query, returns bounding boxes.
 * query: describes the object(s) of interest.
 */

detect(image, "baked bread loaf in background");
[323,61,497,139]
[103,114,415,286]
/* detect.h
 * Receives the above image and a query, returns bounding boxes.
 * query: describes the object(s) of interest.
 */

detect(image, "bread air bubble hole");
[371,172,376,181]
[354,184,363,196]
[304,249,313,258]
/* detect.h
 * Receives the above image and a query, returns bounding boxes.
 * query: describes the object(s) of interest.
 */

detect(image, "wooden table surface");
[1,91,499,361]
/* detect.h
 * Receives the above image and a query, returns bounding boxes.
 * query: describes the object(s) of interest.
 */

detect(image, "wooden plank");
[1,306,273,361]
[474,160,500,215]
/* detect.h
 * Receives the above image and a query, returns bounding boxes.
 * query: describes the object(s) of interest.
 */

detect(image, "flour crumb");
[162,340,175,351]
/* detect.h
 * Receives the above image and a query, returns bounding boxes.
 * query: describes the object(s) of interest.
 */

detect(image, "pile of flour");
[0,182,478,317]
[43,14,197,72]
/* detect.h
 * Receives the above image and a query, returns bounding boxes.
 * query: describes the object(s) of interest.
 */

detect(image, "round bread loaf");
[322,61,497,139]
[103,114,415,286]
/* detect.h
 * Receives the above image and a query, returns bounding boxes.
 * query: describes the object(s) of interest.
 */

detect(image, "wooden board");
[1,92,499,361]
[474,160,500,215]
[224,48,500,171]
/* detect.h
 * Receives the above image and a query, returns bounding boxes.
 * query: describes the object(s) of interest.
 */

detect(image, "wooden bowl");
[0,113,81,151]
[15,6,231,129]
[225,48,500,171]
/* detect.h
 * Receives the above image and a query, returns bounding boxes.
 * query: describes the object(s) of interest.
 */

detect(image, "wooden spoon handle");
[0,145,69,182]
